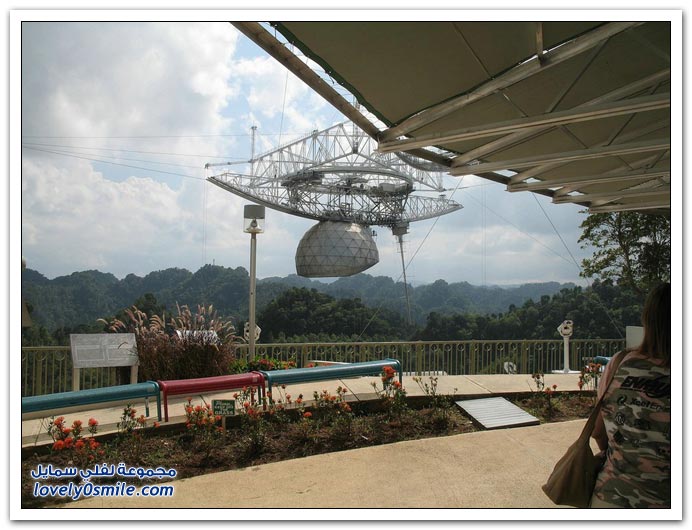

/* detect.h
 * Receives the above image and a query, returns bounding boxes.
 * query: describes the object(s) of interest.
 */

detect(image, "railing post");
[72,367,80,391]
[470,340,476,375]
[301,345,308,368]
[35,358,43,396]
[416,342,422,376]
[522,340,528,374]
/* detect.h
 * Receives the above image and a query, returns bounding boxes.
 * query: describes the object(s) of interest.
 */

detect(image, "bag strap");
[575,350,627,443]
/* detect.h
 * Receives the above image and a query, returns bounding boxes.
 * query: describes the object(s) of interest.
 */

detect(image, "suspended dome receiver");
[296,221,379,277]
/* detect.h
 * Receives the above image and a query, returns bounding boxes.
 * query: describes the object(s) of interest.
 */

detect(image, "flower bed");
[21,374,596,508]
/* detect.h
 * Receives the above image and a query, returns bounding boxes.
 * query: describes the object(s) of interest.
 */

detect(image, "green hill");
[22,265,576,333]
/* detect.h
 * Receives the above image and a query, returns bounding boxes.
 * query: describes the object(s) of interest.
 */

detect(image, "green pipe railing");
[21,339,625,397]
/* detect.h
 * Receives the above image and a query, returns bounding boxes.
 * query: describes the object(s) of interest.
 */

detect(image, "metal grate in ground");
[455,397,540,430]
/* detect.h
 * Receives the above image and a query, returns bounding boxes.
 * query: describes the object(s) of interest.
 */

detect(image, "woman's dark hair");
[638,282,671,366]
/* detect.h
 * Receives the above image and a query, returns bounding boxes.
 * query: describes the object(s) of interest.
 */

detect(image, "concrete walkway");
[22,374,593,510]
[63,419,590,510]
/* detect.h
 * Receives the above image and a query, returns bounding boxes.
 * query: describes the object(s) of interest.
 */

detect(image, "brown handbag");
[541,353,625,508]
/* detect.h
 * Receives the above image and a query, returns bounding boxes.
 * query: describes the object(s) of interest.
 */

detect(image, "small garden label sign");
[212,399,236,417]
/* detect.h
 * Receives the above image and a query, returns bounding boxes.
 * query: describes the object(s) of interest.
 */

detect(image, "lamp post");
[244,205,265,358]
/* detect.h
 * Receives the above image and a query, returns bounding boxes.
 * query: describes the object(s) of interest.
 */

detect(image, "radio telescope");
[206,121,462,280]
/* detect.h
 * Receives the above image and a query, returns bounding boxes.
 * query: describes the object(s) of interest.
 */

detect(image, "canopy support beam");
[589,200,670,213]
[552,187,670,204]
[450,140,670,176]
[508,168,670,192]
[378,94,669,153]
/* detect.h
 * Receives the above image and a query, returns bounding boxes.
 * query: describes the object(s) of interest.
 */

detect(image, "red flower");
[72,419,83,428]
[303,412,312,419]
[52,440,65,451]
[74,440,85,450]
[88,418,99,427]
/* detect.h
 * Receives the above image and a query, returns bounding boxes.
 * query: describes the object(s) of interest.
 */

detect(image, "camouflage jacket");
[594,351,671,508]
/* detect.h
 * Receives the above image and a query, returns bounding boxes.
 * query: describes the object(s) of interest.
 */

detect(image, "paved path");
[61,419,591,509]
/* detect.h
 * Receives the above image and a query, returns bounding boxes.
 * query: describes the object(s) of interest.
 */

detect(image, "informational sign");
[212,399,236,417]
[70,334,138,368]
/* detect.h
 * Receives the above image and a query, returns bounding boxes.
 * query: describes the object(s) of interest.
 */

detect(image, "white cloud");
[230,54,329,134]
[22,157,197,277]
[22,22,240,171]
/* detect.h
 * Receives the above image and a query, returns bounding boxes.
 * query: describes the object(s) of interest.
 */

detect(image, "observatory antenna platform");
[206,120,462,277]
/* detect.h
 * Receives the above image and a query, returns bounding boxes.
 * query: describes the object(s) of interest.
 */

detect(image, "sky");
[19,19,603,287]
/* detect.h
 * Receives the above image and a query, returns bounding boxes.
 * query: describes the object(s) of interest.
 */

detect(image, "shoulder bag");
[541,352,625,508]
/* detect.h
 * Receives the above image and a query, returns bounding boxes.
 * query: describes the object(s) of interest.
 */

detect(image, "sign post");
[212,399,236,429]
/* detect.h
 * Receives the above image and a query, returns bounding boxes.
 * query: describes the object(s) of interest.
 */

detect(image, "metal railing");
[234,339,625,375]
[21,347,122,397]
[21,339,625,397]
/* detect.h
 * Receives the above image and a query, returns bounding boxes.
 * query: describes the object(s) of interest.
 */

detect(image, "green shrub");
[99,303,240,381]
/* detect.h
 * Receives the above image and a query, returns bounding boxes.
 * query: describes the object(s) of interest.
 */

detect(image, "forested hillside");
[22,264,639,346]
[413,281,643,341]
[21,211,665,346]
[22,265,574,333]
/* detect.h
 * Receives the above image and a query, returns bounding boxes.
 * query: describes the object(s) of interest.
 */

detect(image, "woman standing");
[590,282,671,508]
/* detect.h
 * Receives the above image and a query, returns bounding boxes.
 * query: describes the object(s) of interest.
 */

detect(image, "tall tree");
[578,212,670,295]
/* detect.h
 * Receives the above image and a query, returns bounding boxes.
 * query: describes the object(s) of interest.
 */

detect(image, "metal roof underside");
[232,21,671,215]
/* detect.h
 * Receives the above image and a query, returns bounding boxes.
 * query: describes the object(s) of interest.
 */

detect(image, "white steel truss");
[207,121,462,229]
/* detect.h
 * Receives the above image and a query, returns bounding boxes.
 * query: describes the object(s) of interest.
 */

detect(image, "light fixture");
[244,205,265,358]
[243,204,265,234]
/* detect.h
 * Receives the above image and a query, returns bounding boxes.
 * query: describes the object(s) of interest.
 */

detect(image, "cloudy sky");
[20,20,596,287]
